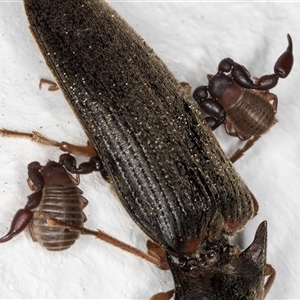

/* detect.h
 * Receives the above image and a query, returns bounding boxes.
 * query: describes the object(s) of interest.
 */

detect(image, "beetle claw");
[149,290,174,300]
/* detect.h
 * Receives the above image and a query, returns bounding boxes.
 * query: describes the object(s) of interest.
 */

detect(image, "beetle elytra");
[0,0,285,298]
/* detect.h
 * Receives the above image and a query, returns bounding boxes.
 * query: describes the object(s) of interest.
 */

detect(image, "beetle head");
[167,221,268,300]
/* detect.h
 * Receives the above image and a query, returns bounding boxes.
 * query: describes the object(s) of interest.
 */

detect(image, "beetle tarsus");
[146,240,169,270]
[264,264,276,298]
[43,214,163,267]
[149,290,174,300]
[0,128,98,157]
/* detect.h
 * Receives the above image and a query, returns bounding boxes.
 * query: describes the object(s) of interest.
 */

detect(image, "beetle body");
[20,0,276,298]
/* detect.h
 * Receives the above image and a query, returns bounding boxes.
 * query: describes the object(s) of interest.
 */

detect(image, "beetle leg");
[58,141,97,157]
[43,215,162,267]
[146,240,169,270]
[264,264,276,298]
[149,290,174,300]
[0,128,109,180]
[0,128,110,178]
[39,78,59,91]
[0,128,61,147]
[0,128,97,157]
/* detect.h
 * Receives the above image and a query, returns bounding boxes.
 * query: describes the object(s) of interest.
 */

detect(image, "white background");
[0,1,300,299]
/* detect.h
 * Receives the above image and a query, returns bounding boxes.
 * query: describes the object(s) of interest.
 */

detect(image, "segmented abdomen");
[32,185,84,251]
[226,89,275,136]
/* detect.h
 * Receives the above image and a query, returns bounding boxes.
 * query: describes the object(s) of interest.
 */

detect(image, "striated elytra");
[22,0,272,299]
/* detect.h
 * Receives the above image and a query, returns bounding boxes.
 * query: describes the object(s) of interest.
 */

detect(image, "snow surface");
[0,1,300,299]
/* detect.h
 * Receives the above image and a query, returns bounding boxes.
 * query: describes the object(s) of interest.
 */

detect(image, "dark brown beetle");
[0,153,102,250]
[8,0,291,298]
[193,35,293,162]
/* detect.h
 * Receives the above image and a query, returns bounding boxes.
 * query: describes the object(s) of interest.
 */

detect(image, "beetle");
[6,0,291,298]
[193,35,293,162]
